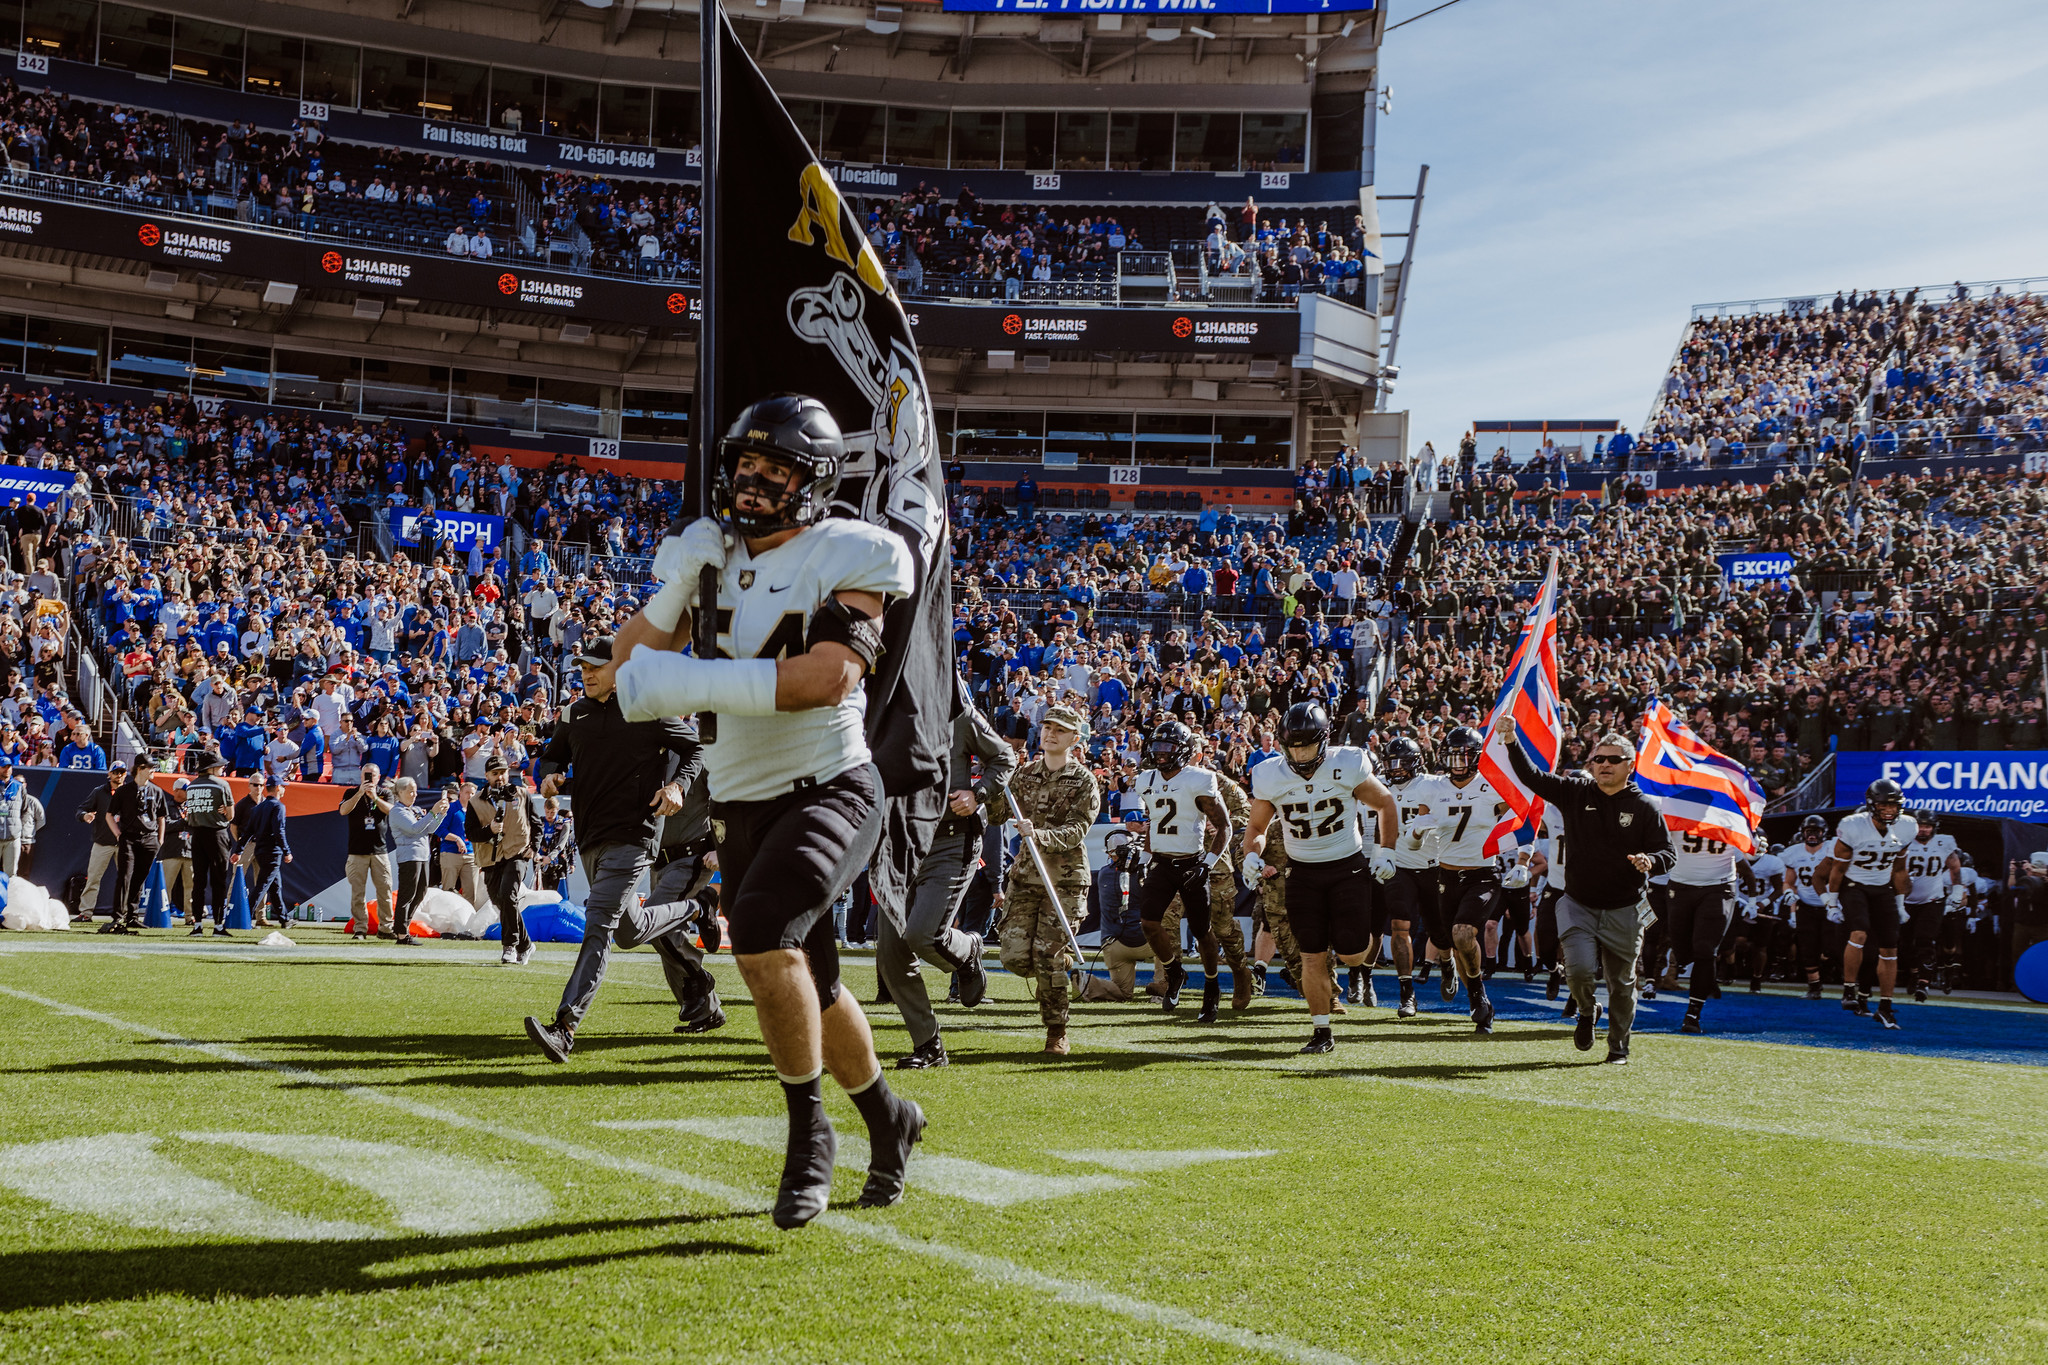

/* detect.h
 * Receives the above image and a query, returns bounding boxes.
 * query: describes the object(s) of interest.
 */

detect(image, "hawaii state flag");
[1477,554,1563,856]
[1634,699,1766,854]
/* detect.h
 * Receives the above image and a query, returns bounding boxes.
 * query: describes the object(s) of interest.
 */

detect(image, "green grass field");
[2,933,2045,1364]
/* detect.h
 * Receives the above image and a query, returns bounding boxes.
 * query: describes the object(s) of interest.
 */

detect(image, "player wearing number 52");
[1494,714,1673,1065]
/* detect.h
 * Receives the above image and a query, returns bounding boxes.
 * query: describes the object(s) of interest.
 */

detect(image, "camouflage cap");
[1042,703,1087,735]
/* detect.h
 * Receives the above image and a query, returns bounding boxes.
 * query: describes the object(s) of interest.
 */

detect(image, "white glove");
[1898,901,1912,925]
[1501,863,1531,889]
[1741,901,1758,923]
[1945,884,1969,910]
[1241,851,1265,884]
[1370,850,1397,883]
[1822,890,1843,924]
[643,518,729,633]
[1202,850,1221,870]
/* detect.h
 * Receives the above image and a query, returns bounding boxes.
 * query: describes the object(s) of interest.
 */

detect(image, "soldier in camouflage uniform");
[992,704,1100,1055]
[1162,756,1255,1012]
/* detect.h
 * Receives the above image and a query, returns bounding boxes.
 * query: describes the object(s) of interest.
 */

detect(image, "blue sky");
[1373,0,2048,452]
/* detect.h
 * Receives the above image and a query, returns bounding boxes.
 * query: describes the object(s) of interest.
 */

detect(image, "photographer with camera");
[340,762,396,941]
[388,777,453,945]
[471,754,535,965]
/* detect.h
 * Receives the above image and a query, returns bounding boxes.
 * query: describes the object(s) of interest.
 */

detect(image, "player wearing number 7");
[1242,703,1400,1055]
[1427,724,1521,1034]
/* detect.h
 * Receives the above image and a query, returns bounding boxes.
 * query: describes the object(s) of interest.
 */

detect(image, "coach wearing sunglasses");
[1494,714,1673,1065]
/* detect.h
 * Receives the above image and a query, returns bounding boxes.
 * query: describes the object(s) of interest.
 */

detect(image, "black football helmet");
[716,393,846,539]
[1279,702,1330,779]
[1442,725,1485,780]
[1800,815,1828,844]
[1958,851,1974,869]
[1382,735,1423,786]
[1865,777,1905,819]
[1909,807,1937,835]
[1149,720,1196,775]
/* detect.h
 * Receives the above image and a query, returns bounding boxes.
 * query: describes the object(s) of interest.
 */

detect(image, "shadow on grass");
[0,1213,768,1312]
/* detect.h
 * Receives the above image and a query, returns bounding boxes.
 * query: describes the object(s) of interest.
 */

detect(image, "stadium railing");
[1685,277,2048,321]
[1767,753,1835,814]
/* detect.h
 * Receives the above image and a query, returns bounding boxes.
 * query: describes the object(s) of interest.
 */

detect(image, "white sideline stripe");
[961,1022,2048,1170]
[0,984,1364,1365]
[1051,1148,1278,1173]
[0,1132,382,1242]
[598,1118,1133,1206]
[182,1132,554,1236]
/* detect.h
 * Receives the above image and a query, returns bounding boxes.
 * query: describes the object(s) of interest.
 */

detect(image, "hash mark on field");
[0,985,1365,1365]
[182,1132,553,1235]
[0,1133,383,1242]
[597,1118,1133,1205]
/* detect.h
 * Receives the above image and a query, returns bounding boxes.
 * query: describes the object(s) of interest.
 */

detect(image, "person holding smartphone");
[340,763,396,940]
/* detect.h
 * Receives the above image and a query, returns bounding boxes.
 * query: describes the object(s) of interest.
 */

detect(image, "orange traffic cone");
[347,898,382,937]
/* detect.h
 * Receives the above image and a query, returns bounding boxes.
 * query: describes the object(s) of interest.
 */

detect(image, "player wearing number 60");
[1241,703,1400,1056]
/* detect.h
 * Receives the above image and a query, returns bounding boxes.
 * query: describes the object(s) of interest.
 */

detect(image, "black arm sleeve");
[1504,736,1573,803]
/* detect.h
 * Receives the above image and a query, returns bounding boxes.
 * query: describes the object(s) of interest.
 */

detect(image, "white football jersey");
[1251,744,1375,863]
[1431,772,1516,867]
[1387,773,1455,870]
[1541,804,1568,881]
[1781,841,1829,904]
[1902,833,1959,903]
[1670,828,1743,886]
[1743,851,1786,895]
[702,518,914,802]
[1832,811,1919,888]
[1134,764,1223,857]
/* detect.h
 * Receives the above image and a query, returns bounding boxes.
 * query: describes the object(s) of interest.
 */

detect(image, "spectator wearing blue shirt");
[59,725,107,771]
[437,784,480,906]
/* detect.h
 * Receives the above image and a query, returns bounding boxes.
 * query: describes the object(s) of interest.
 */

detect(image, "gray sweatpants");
[1557,892,1651,1052]
[874,829,982,1049]
[554,841,715,1029]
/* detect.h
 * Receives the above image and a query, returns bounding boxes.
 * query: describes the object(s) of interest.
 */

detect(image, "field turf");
[2,933,2045,1364]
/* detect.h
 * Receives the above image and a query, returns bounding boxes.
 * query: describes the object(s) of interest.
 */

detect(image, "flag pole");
[693,0,723,741]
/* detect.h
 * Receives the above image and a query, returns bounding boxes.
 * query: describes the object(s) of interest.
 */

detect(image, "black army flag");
[700,5,951,800]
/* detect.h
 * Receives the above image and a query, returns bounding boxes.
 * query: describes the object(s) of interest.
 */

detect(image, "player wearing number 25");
[1495,716,1673,1065]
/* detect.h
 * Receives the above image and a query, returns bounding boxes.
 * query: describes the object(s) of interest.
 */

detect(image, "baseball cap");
[1042,703,1086,734]
[572,635,615,667]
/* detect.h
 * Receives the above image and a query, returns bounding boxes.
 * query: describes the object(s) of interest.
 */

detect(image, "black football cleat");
[1298,1027,1335,1055]
[1438,963,1458,1003]
[1396,986,1418,1019]
[956,934,989,1009]
[1545,968,1562,1001]
[1196,977,1221,1024]
[523,1015,574,1064]
[1874,999,1901,1030]
[1680,1005,1703,1035]
[1471,995,1495,1035]
[1574,1003,1602,1052]
[1912,986,1927,1003]
[675,990,728,1035]
[1345,965,1365,1005]
[1160,958,1187,1011]
[773,1118,838,1229]
[187,922,206,937]
[896,1037,949,1070]
[1640,981,1657,1001]
[1361,973,1379,1009]
[212,926,232,938]
[1749,978,1763,994]
[857,1097,927,1210]
[1252,962,1269,996]
[1805,980,1823,1000]
[696,885,722,953]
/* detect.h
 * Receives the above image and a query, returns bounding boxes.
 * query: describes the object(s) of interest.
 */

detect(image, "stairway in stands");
[1382,514,1420,582]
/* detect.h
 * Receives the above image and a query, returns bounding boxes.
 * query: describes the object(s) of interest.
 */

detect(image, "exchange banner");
[1718,550,1797,584]
[1835,750,2048,821]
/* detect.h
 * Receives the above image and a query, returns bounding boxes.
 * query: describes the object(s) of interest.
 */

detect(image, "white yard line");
[182,1132,554,1235]
[0,983,1363,1365]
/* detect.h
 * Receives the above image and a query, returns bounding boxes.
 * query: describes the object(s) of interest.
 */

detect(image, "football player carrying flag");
[1477,554,1563,857]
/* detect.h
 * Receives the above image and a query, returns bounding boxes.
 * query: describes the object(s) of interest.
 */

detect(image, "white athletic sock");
[1311,1014,1330,1029]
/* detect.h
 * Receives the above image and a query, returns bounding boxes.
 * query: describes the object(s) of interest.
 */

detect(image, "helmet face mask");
[1383,736,1422,786]
[1442,725,1484,780]
[1865,777,1905,821]
[1800,815,1828,845]
[1149,721,1195,775]
[716,394,846,539]
[1279,702,1329,779]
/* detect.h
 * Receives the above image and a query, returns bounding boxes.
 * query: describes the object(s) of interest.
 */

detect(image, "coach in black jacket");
[521,636,707,1062]
[1496,714,1673,1064]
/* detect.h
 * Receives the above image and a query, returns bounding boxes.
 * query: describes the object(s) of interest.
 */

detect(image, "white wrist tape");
[642,576,691,634]
[615,646,777,722]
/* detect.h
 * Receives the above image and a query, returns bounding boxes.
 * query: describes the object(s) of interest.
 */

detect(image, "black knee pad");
[807,930,843,1011]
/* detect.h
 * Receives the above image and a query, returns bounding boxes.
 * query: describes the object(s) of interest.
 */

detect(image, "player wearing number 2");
[1815,778,1916,1029]
[1242,703,1400,1055]
[1427,724,1520,1034]
[1131,720,1235,1021]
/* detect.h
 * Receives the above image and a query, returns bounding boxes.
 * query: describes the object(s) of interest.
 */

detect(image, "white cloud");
[1375,0,2048,451]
